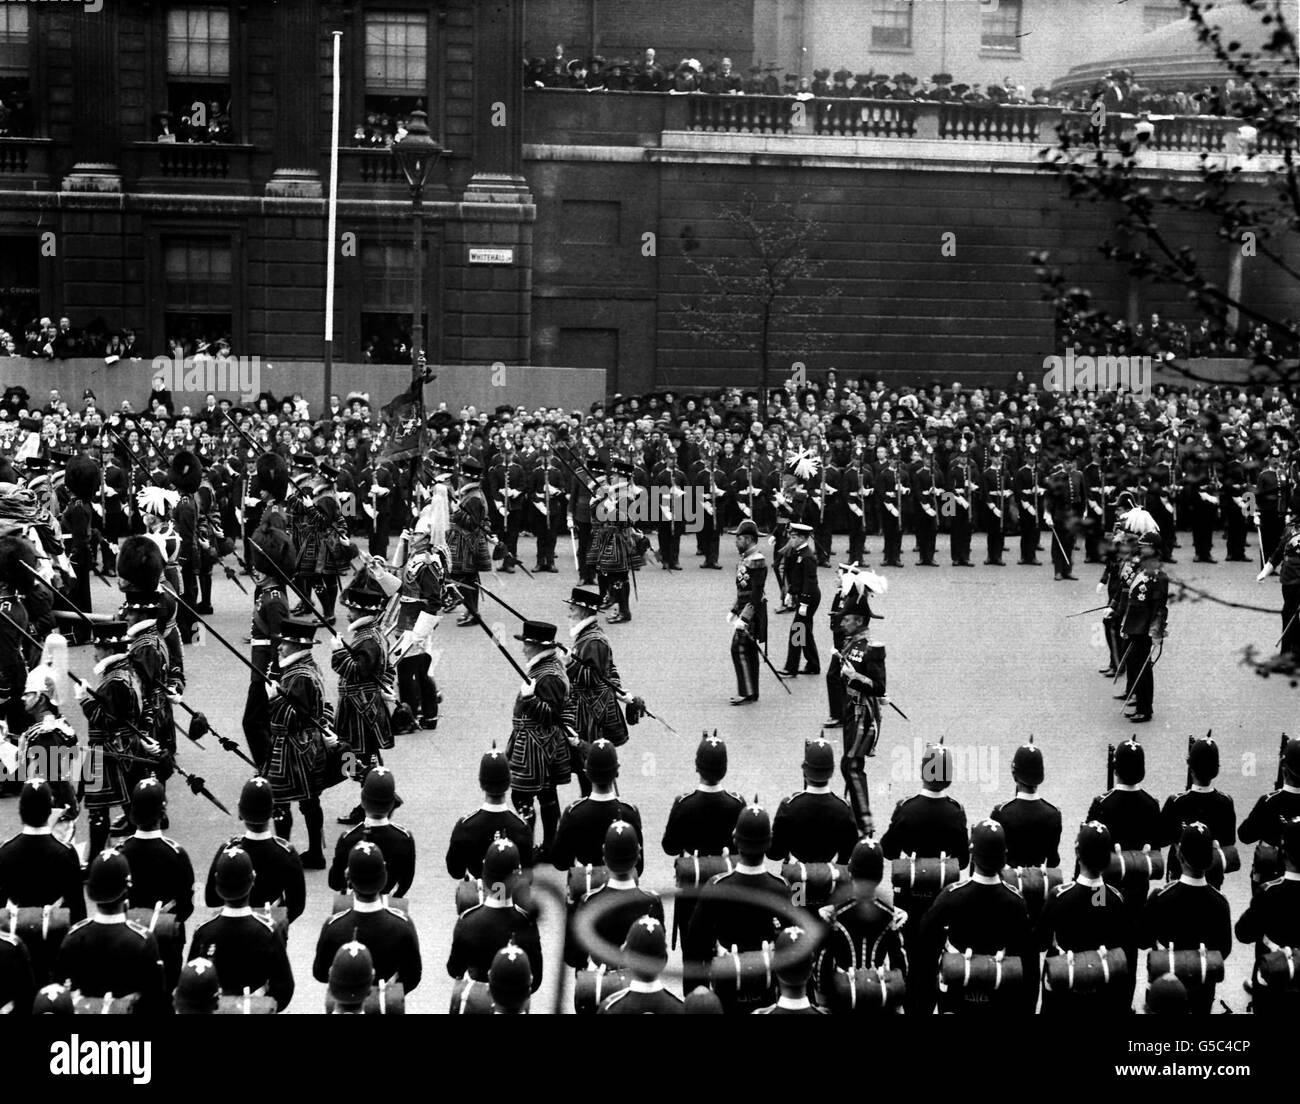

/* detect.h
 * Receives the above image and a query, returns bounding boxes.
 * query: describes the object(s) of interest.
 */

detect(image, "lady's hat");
[276,616,320,647]
[340,573,388,612]
[565,587,602,612]
[513,620,558,646]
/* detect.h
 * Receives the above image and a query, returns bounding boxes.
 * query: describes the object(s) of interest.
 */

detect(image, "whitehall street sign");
[468,248,514,265]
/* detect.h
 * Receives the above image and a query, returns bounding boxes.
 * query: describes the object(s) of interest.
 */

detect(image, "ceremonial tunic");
[661,787,746,859]
[1234,872,1300,1013]
[782,543,820,673]
[813,895,909,1002]
[446,900,544,991]
[314,900,422,991]
[599,983,684,1014]
[553,794,645,873]
[243,581,289,767]
[0,827,87,922]
[1139,877,1232,1014]
[448,482,491,617]
[506,650,572,795]
[565,879,664,969]
[331,617,392,757]
[80,654,144,809]
[684,866,790,1005]
[990,794,1063,868]
[125,618,178,756]
[57,915,167,1014]
[445,803,533,878]
[1120,564,1169,715]
[1268,526,1300,656]
[203,833,307,923]
[265,650,331,803]
[1160,786,1236,886]
[1035,875,1135,1013]
[730,548,767,699]
[189,907,295,1011]
[565,618,628,749]
[16,714,79,814]
[328,818,417,896]
[768,789,858,864]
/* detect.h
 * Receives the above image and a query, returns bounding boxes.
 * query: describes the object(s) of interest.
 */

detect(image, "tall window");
[359,11,428,148]
[0,235,39,348]
[0,7,31,138]
[163,238,233,355]
[163,6,233,143]
[360,241,428,364]
[1143,3,1186,32]
[871,0,913,50]
[981,0,1023,52]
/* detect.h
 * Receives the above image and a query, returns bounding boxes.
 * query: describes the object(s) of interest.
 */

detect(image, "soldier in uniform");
[327,766,415,897]
[119,777,194,988]
[528,442,566,573]
[56,849,167,1014]
[203,776,306,925]
[1258,513,1300,658]
[445,747,532,878]
[946,444,978,567]
[910,450,940,566]
[0,536,34,734]
[1256,446,1291,562]
[684,803,790,1011]
[779,523,820,677]
[76,618,148,858]
[1045,455,1084,580]
[1120,532,1170,722]
[552,740,644,873]
[837,578,887,836]
[981,446,1011,565]
[564,587,630,793]
[1014,450,1043,566]
[813,838,908,1004]
[332,572,393,826]
[241,525,295,767]
[752,926,826,1015]
[1087,738,1168,926]
[653,443,687,571]
[0,780,86,922]
[874,452,906,568]
[448,456,492,626]
[842,446,869,565]
[568,450,598,585]
[506,620,572,863]
[768,739,858,865]
[566,820,663,970]
[314,841,422,992]
[1035,821,1136,1013]
[0,923,34,1016]
[694,445,727,570]
[487,437,526,571]
[1238,737,1300,894]
[391,501,447,732]
[1098,524,1133,678]
[990,740,1062,869]
[1234,815,1300,1015]
[729,520,767,705]
[912,820,1039,1014]
[446,839,543,991]
[60,454,100,618]
[598,916,684,1014]
[170,449,205,640]
[265,615,333,867]
[1139,821,1232,1014]
[189,846,295,1011]
[1161,735,1236,888]
[589,461,643,624]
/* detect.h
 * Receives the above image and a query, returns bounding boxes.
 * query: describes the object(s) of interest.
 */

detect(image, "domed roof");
[1052,6,1293,93]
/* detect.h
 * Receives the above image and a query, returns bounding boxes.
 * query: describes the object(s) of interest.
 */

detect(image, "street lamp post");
[392,110,445,405]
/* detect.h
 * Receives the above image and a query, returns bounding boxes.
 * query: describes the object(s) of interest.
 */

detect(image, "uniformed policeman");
[327,766,416,897]
[1035,821,1136,1014]
[551,740,644,874]
[684,802,790,1009]
[768,738,858,864]
[566,820,664,970]
[598,915,684,1014]
[1234,816,1300,1015]
[729,520,767,705]
[118,777,195,988]
[779,523,820,676]
[1139,821,1232,1015]
[189,846,295,1010]
[445,746,533,879]
[55,849,167,1014]
[813,838,908,1004]
[446,839,543,992]
[753,926,826,1015]
[0,779,86,922]
[314,841,422,992]
[1161,735,1236,888]
[837,580,887,835]
[1239,737,1300,892]
[990,740,1062,868]
[912,820,1039,1015]
[203,776,306,924]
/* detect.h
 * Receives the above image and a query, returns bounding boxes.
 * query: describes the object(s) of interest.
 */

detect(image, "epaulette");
[990,802,1005,817]
[252,912,277,932]
[68,918,93,934]
[1001,880,1024,899]
[745,550,765,563]
[0,930,20,947]
[600,988,632,1011]
[387,822,414,839]
[272,837,295,852]
[125,919,152,939]
[325,910,352,926]
[1259,875,1287,892]
[563,797,589,815]
[160,836,184,854]
[384,906,412,922]
[726,790,745,804]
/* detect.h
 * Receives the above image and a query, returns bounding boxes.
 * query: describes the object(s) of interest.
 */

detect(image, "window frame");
[152,3,244,144]
[980,0,1024,54]
[347,2,443,149]
[345,222,443,362]
[147,225,244,355]
[870,0,914,52]
[0,5,39,139]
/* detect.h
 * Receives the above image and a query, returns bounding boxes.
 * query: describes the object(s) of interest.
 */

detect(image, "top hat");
[565,587,603,612]
[513,620,557,646]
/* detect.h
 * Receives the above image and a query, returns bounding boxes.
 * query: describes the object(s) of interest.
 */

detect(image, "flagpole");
[323,30,342,405]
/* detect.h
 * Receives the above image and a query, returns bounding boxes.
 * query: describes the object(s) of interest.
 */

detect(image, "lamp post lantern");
[392,110,445,394]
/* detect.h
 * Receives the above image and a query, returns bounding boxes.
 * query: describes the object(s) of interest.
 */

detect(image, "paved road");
[4,531,1290,1014]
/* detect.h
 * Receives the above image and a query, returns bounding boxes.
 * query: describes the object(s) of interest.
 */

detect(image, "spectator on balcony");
[811,68,831,97]
[120,329,140,360]
[201,101,233,143]
[52,317,81,359]
[154,111,178,143]
[544,44,570,89]
[928,73,954,102]
[891,74,918,101]
[25,319,54,359]
[584,56,607,91]
[604,59,631,92]
[830,68,852,98]
[670,59,702,94]
[633,48,666,93]
[715,58,742,94]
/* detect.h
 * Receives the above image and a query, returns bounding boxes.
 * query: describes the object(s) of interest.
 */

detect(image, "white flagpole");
[323,30,342,401]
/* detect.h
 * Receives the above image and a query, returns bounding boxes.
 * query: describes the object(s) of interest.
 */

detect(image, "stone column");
[466,0,530,201]
[266,0,323,196]
[62,6,122,192]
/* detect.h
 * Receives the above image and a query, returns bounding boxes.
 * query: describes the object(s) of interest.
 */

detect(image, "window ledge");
[867,46,916,55]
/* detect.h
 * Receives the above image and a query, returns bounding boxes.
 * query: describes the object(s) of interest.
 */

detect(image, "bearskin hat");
[116,534,165,592]
[170,449,204,495]
[248,525,296,580]
[0,534,39,591]
[255,452,289,501]
[65,455,101,500]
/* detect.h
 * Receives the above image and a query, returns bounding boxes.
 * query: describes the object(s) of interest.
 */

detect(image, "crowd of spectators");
[152,101,234,144]
[1061,311,1300,366]
[525,45,1298,120]
[0,311,238,361]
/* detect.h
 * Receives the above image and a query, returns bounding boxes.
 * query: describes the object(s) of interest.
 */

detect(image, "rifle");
[1277,732,1289,790]
[1106,743,1116,791]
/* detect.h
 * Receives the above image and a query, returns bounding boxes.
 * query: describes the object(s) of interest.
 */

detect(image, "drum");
[449,977,495,1015]
[939,947,1024,997]
[1212,842,1241,876]
[1146,947,1225,987]
[780,862,849,909]
[1000,866,1063,915]
[673,853,736,889]
[73,993,140,1014]
[1044,947,1128,994]
[574,967,631,1014]
[1258,946,1300,991]
[566,864,609,904]
[1251,841,1282,886]
[708,946,776,1003]
[891,855,960,899]
[0,905,70,981]
[823,966,906,1013]
[216,993,278,1014]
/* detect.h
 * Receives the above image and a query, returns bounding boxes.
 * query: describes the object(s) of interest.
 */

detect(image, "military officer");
[189,846,295,1011]
[768,739,859,864]
[445,746,533,878]
[1120,532,1170,722]
[203,776,306,924]
[981,446,1012,565]
[778,523,820,677]
[528,442,566,573]
[1014,450,1044,566]
[990,740,1062,869]
[837,580,886,836]
[946,444,978,567]
[563,586,631,792]
[729,520,767,705]
[752,926,826,1015]
[661,734,745,859]
[1258,516,1300,658]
